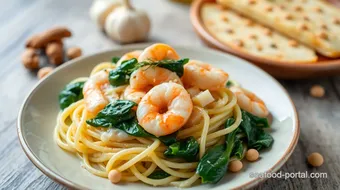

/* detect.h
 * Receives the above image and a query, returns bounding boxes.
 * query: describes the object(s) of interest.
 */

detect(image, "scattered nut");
[310,85,325,98]
[25,34,40,48]
[21,48,39,69]
[246,149,259,162]
[108,170,122,184]
[37,67,54,79]
[279,5,285,10]
[29,26,72,49]
[308,152,324,167]
[67,47,82,60]
[46,42,64,65]
[288,40,299,47]
[228,160,243,172]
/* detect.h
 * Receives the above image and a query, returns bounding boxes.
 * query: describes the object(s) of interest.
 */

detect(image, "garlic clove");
[105,6,151,44]
[89,0,121,29]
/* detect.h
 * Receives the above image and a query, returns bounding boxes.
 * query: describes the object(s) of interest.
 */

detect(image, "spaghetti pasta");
[54,44,272,187]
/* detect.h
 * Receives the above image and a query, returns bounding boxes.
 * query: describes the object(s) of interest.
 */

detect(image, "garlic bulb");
[105,0,151,43]
[89,0,122,29]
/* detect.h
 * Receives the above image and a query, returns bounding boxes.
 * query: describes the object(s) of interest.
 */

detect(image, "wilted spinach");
[231,139,244,159]
[86,100,136,127]
[115,119,153,137]
[85,99,178,144]
[196,118,238,184]
[158,132,178,146]
[109,58,138,87]
[108,58,189,87]
[148,170,170,179]
[58,81,85,110]
[144,58,189,77]
[164,136,199,161]
[240,111,273,151]
[111,56,121,64]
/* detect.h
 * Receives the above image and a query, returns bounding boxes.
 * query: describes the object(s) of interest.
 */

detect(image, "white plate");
[17,44,299,190]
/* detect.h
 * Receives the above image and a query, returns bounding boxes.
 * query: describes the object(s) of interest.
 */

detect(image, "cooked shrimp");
[182,60,229,91]
[137,82,193,137]
[230,86,269,117]
[125,66,182,103]
[138,43,180,62]
[130,66,182,90]
[83,70,117,115]
[116,50,142,66]
[123,85,146,104]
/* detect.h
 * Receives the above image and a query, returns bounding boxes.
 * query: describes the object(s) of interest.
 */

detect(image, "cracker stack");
[202,3,317,62]
[217,0,340,58]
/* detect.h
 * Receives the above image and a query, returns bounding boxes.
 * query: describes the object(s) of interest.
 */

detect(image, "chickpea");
[108,169,122,184]
[228,160,243,172]
[37,67,54,79]
[246,149,259,162]
[310,85,325,98]
[308,152,324,167]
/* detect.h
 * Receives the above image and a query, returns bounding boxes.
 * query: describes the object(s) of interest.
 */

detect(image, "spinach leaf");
[148,170,170,179]
[164,136,199,161]
[226,81,233,88]
[144,58,189,77]
[158,132,178,146]
[108,58,189,87]
[58,81,85,110]
[196,118,238,184]
[108,58,138,87]
[231,139,244,159]
[86,100,136,127]
[196,145,226,183]
[85,100,178,141]
[251,130,274,151]
[240,110,273,151]
[111,56,121,64]
[243,111,270,128]
[115,119,153,137]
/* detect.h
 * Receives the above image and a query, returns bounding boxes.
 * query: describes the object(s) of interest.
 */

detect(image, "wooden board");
[191,0,340,79]
[0,0,340,189]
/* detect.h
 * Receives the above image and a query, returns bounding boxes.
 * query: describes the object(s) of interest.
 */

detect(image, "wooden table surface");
[1,0,339,189]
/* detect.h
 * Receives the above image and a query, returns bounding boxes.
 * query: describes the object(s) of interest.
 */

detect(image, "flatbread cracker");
[201,3,317,63]
[217,0,340,58]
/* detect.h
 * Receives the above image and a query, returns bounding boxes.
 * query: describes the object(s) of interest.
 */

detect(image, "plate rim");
[190,0,340,78]
[17,44,300,190]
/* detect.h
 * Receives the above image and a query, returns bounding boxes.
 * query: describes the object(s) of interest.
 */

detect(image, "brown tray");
[190,0,340,79]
